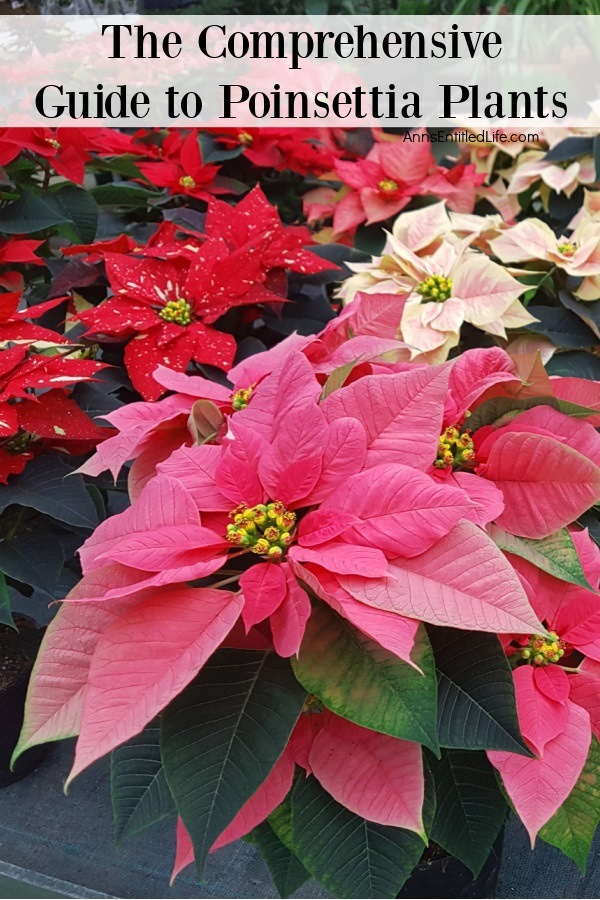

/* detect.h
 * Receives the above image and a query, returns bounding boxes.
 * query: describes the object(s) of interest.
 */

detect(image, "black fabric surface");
[0,742,599,898]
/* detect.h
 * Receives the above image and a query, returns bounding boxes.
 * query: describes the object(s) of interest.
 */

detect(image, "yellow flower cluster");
[415,274,453,302]
[159,298,193,326]
[226,501,296,560]
[434,425,476,470]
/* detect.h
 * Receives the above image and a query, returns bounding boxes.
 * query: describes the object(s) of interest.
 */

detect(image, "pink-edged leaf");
[480,433,600,539]
[445,348,516,423]
[298,509,362,548]
[513,665,569,757]
[216,421,268,507]
[488,700,591,845]
[157,445,231,511]
[296,564,419,667]
[97,524,228,576]
[339,520,545,634]
[321,464,474,558]
[240,562,287,631]
[258,402,325,507]
[153,364,230,401]
[448,471,505,528]
[569,675,600,740]
[270,565,311,658]
[12,599,131,762]
[534,665,570,704]
[289,541,389,578]
[76,394,192,480]
[68,586,243,785]
[172,818,195,883]
[211,749,295,851]
[307,417,368,504]
[78,475,199,574]
[321,365,450,469]
[309,713,425,834]
[511,406,600,467]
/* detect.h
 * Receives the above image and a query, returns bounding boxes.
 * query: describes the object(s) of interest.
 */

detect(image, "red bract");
[0,346,111,482]
[0,292,70,345]
[0,127,100,184]
[212,126,340,176]
[137,132,225,200]
[74,186,335,400]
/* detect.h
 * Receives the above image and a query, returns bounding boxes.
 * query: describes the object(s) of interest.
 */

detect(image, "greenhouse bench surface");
[0,743,598,900]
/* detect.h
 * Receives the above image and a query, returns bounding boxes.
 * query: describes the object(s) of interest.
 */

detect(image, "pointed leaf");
[247,821,310,899]
[160,650,306,877]
[341,521,545,635]
[489,525,595,590]
[69,586,243,784]
[309,714,425,834]
[482,433,600,539]
[431,626,532,756]
[429,749,508,877]
[539,735,600,873]
[0,572,15,629]
[291,602,439,753]
[488,700,591,844]
[111,724,175,843]
[0,455,99,529]
[290,774,425,899]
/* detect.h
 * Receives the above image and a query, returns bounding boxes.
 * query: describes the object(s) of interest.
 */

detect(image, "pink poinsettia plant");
[13,332,600,898]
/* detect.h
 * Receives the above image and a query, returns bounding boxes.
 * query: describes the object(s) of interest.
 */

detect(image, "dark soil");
[0,617,38,692]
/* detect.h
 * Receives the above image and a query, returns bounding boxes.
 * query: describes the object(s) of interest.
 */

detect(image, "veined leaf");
[290,774,426,899]
[468,395,598,431]
[111,723,175,843]
[161,650,306,877]
[247,821,310,899]
[291,602,439,753]
[428,749,507,877]
[539,735,600,873]
[489,525,595,591]
[430,626,531,756]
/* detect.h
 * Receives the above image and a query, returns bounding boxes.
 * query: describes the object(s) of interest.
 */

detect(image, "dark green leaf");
[430,627,530,755]
[468,394,597,431]
[111,724,175,843]
[161,650,306,877]
[0,573,15,630]
[527,307,595,350]
[489,525,594,590]
[0,529,65,597]
[578,509,600,546]
[558,291,600,340]
[0,191,70,233]
[544,137,593,163]
[50,184,98,244]
[290,774,425,899]
[91,182,162,207]
[0,456,99,529]
[540,736,600,873]
[429,750,507,877]
[248,821,310,898]
[291,602,439,753]
[546,351,600,381]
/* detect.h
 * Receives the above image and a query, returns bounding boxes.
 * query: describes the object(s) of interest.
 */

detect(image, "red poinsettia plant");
[13,331,600,898]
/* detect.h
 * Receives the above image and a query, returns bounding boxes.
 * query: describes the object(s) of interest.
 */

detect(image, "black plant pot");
[398,830,504,899]
[0,614,49,790]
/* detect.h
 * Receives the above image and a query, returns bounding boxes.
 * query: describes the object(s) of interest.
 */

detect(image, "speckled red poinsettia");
[74,186,336,401]
[0,345,111,482]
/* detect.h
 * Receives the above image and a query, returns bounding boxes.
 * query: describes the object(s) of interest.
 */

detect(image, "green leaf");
[468,394,598,431]
[540,735,600,873]
[111,724,175,843]
[0,572,15,630]
[160,650,306,877]
[0,456,99,529]
[0,529,65,597]
[430,627,531,756]
[320,358,362,400]
[428,749,507,877]
[0,191,70,233]
[546,351,600,381]
[291,602,439,754]
[50,184,98,244]
[91,182,162,208]
[247,821,310,898]
[290,774,425,899]
[489,525,594,591]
